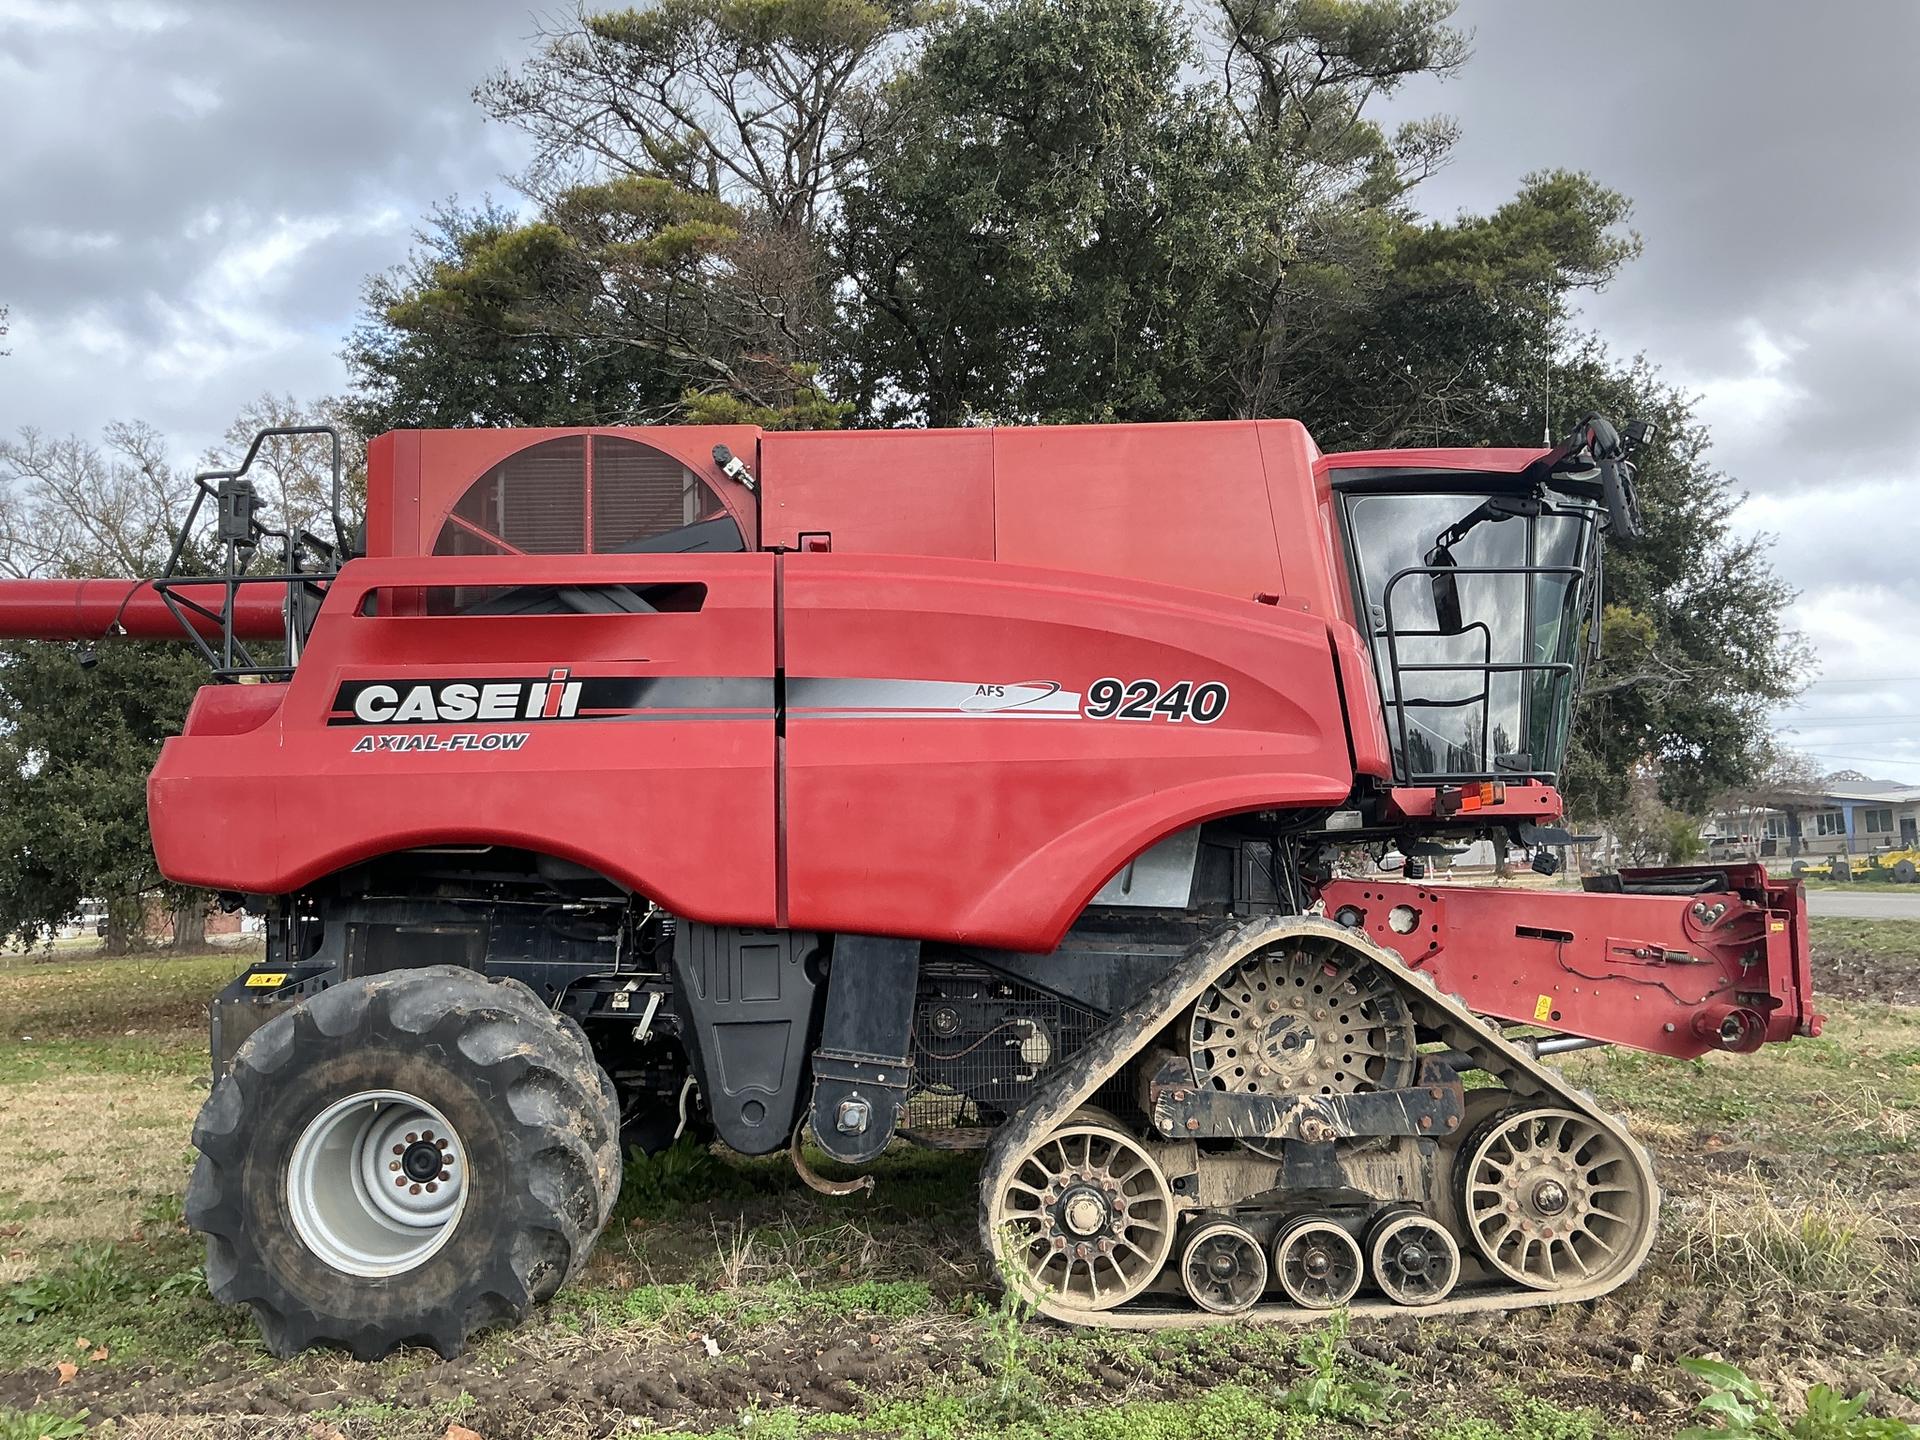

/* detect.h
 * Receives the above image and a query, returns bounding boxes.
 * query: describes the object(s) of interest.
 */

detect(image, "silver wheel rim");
[1180,1220,1268,1315]
[1273,1218,1363,1308]
[1369,1212,1461,1306]
[1461,1108,1648,1290]
[286,1090,468,1277]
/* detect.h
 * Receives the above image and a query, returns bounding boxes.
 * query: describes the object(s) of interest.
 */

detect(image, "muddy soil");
[6,1254,1915,1439]
[1811,934,1920,1006]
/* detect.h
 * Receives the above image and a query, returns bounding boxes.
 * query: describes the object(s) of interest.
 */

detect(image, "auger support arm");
[1320,863,1819,1058]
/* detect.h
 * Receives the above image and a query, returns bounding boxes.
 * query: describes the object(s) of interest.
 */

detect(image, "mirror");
[1427,546,1465,635]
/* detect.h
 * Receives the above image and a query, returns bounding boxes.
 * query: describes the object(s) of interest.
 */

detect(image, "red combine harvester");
[0,416,1816,1357]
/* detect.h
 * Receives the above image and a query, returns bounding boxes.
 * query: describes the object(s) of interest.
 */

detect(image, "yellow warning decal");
[1769,920,1786,932]
[1533,994,1554,1022]
[245,972,288,988]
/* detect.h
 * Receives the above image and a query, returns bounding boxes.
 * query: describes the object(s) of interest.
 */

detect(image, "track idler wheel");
[987,1119,1175,1312]
[1272,1217,1363,1309]
[1457,1107,1653,1291]
[1179,1220,1267,1315]
[1367,1210,1460,1306]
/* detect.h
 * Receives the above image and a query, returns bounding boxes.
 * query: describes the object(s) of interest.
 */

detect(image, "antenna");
[1542,354,1552,446]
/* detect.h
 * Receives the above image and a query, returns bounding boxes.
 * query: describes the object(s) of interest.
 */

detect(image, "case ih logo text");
[332,670,582,726]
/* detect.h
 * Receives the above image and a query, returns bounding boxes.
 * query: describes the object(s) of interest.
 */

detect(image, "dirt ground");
[0,921,1915,1439]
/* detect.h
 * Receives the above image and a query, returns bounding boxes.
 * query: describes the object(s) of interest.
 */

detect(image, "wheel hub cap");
[1062,1189,1108,1237]
[1531,1179,1569,1216]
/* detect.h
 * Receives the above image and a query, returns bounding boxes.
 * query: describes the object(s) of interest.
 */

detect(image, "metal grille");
[431,435,726,559]
[591,436,725,551]
[904,968,1104,1135]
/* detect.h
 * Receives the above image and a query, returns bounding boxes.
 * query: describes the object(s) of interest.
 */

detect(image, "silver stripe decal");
[786,678,1081,717]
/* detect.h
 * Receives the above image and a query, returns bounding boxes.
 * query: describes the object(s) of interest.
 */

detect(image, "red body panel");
[758,420,1360,627]
[151,553,780,925]
[782,554,1355,948]
[1321,869,1819,1058]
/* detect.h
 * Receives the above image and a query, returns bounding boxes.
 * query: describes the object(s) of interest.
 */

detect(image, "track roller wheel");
[1271,1216,1363,1309]
[987,1119,1174,1313]
[1457,1107,1652,1291]
[1178,1220,1267,1315]
[1366,1209,1460,1306]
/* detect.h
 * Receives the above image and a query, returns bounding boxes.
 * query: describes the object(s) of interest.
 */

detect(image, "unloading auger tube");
[980,914,1660,1327]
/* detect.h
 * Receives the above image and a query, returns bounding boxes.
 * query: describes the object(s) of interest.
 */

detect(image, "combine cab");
[0,415,1817,1356]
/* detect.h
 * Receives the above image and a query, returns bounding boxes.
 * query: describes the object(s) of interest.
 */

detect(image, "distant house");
[1704,775,1920,860]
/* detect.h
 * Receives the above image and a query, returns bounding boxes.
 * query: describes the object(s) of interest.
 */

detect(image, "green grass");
[1562,997,1920,1151]
[0,949,246,1041]
[0,1409,87,1440]
[1430,1392,1622,1440]
[0,1234,247,1369]
[0,1033,206,1086]
[1810,916,1920,962]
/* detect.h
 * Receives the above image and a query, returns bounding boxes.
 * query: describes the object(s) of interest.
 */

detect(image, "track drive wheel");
[1179,1220,1268,1315]
[1456,1107,1652,1292]
[188,965,622,1359]
[1272,1217,1363,1309]
[987,1119,1175,1313]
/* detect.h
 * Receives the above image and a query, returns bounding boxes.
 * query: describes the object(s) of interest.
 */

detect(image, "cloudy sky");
[2,0,1916,781]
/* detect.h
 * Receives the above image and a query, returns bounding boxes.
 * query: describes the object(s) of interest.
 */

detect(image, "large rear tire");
[187,966,621,1359]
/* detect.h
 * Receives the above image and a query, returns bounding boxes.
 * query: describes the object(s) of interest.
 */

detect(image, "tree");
[474,0,932,231]
[833,0,1475,426]
[0,636,205,952]
[0,421,188,579]
[1713,745,1824,860]
[349,0,940,434]
[344,194,846,435]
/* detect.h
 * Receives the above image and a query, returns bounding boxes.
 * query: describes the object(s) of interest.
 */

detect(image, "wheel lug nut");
[426,1182,438,1194]
[439,1170,452,1182]
[389,1161,400,1172]
[395,1176,407,1188]
[391,1145,404,1156]
[410,1183,422,1195]
[435,1138,449,1151]
[406,1133,418,1144]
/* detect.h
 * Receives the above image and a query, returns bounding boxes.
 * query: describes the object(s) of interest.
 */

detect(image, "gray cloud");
[0,0,540,450]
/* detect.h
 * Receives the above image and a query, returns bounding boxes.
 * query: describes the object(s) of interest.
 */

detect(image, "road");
[1804,888,1920,919]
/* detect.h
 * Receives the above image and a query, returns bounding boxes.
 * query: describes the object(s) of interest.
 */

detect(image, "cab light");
[1434,781,1507,817]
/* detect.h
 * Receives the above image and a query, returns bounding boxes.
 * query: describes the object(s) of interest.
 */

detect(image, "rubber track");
[977,914,1660,1328]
